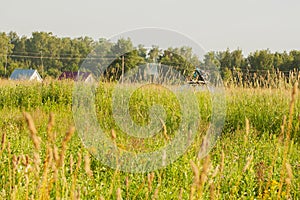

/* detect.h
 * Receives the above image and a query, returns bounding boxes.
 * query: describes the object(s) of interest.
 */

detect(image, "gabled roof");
[9,69,42,81]
[58,71,93,81]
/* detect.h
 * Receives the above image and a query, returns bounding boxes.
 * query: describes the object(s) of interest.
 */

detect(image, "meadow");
[0,77,299,199]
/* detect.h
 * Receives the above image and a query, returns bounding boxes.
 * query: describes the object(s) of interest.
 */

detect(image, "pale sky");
[1,0,300,55]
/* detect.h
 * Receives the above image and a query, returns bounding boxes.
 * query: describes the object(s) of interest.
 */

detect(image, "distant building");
[58,71,95,83]
[146,63,159,82]
[9,69,43,82]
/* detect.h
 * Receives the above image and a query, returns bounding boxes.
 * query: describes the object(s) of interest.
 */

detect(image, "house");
[58,71,95,83]
[9,69,43,82]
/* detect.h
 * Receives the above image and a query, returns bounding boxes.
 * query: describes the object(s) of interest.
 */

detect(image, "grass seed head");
[125,176,129,189]
[243,154,253,172]
[147,172,155,192]
[200,155,210,187]
[77,152,82,169]
[220,150,225,174]
[53,145,59,166]
[153,188,159,200]
[64,126,75,144]
[116,188,122,200]
[84,154,93,177]
[70,154,74,174]
[1,132,6,151]
[285,162,293,180]
[245,117,250,136]
[24,112,41,150]
[111,129,116,140]
[24,112,37,135]
[190,160,199,186]
[47,112,55,142]
[12,155,17,169]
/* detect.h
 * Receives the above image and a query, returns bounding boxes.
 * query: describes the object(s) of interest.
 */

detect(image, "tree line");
[0,31,299,81]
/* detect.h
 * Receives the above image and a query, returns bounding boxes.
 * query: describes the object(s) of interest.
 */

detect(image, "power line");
[0,53,298,74]
[0,54,119,60]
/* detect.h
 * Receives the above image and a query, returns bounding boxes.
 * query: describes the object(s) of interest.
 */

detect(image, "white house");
[9,69,43,82]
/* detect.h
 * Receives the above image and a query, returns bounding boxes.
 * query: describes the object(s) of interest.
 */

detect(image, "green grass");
[0,80,299,199]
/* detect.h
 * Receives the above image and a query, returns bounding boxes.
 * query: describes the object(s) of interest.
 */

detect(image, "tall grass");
[0,71,299,199]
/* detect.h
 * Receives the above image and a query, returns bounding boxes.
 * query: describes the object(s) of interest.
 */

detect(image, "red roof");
[58,71,92,81]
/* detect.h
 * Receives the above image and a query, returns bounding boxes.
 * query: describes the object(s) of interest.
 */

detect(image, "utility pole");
[4,46,8,77]
[121,55,124,84]
[40,51,44,77]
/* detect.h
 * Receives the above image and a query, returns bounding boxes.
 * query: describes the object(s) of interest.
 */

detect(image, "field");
[0,79,299,199]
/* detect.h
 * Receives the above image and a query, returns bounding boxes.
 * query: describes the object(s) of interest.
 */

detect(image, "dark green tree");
[0,32,14,76]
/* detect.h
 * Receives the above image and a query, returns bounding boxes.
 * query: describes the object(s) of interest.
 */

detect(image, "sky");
[1,0,300,55]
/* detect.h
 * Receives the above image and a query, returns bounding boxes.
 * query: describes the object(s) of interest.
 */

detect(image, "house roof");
[58,71,93,81]
[9,69,42,81]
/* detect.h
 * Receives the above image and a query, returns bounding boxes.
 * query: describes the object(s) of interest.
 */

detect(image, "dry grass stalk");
[190,160,199,187]
[116,188,122,200]
[132,178,146,200]
[279,115,287,142]
[47,146,53,165]
[53,145,59,167]
[243,154,253,172]
[198,135,209,159]
[211,165,219,179]
[198,155,210,198]
[33,152,41,176]
[255,161,266,195]
[75,187,81,200]
[244,118,249,144]
[20,155,25,166]
[285,162,293,181]
[161,150,166,167]
[285,162,293,198]
[23,112,37,135]
[12,155,17,170]
[39,146,53,199]
[286,82,298,139]
[25,164,30,200]
[111,129,116,140]
[210,182,215,200]
[220,150,225,175]
[70,154,74,174]
[58,126,75,167]
[152,188,159,200]
[76,152,82,171]
[189,186,195,200]
[159,118,169,141]
[295,114,300,135]
[63,126,75,144]
[208,165,219,185]
[147,172,155,193]
[7,141,11,155]
[24,112,41,150]
[53,166,58,183]
[47,112,55,143]
[1,132,6,152]
[178,188,183,200]
[84,154,93,177]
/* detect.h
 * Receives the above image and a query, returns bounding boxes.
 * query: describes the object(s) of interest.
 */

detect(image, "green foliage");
[2,31,300,83]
